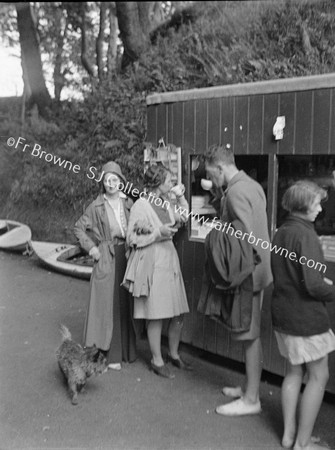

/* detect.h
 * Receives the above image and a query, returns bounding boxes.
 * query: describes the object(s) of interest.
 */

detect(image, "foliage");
[1,0,335,241]
[141,0,335,88]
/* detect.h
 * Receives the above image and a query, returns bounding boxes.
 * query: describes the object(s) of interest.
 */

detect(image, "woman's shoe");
[150,362,175,379]
[166,353,193,371]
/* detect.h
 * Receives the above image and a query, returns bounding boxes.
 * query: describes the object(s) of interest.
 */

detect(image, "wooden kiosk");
[146,73,335,394]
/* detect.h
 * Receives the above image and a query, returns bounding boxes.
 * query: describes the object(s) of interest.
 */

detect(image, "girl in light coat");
[123,164,191,378]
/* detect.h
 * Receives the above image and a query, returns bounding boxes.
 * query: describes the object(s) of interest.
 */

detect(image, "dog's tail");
[59,324,72,341]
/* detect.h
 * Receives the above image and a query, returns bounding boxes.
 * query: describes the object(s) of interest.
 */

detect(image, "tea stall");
[145,73,335,393]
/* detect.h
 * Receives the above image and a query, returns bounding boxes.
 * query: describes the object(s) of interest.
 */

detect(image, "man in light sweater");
[204,144,273,416]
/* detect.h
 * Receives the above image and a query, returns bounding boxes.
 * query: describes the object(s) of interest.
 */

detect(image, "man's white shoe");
[216,398,261,416]
[108,363,122,371]
[222,386,243,398]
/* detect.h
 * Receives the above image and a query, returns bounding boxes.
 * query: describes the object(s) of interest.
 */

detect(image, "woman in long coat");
[74,161,136,369]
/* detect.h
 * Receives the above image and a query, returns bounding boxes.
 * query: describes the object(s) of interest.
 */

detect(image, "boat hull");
[31,241,93,280]
[0,220,32,252]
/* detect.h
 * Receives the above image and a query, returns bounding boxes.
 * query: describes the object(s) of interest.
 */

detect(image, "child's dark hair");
[144,164,171,190]
[282,180,327,214]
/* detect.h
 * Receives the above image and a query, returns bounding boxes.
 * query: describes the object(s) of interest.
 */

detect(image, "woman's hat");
[101,161,126,185]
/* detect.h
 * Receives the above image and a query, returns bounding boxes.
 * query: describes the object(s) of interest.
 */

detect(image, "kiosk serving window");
[189,154,268,241]
[277,155,335,261]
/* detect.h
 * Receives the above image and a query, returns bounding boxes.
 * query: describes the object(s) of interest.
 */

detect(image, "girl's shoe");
[151,362,175,379]
[166,353,193,371]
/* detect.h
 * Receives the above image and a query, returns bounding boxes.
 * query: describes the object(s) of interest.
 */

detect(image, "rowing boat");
[31,241,93,280]
[0,219,32,252]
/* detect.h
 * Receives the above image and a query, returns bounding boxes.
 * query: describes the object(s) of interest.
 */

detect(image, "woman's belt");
[99,237,125,256]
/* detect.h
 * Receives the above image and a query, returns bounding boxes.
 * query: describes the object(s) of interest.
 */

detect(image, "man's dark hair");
[204,144,235,166]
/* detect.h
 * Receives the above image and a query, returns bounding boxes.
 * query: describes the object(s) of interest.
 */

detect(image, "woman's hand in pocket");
[89,246,101,261]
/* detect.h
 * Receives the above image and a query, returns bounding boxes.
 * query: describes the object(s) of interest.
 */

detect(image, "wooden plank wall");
[146,88,335,393]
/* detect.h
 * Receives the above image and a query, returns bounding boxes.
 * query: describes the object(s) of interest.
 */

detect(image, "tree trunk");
[115,2,150,70]
[138,2,152,33]
[21,52,32,100]
[149,2,165,31]
[80,2,96,78]
[53,7,68,101]
[16,3,51,115]
[107,2,118,75]
[96,1,107,81]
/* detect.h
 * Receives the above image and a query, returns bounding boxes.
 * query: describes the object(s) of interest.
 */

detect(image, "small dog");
[56,325,107,405]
